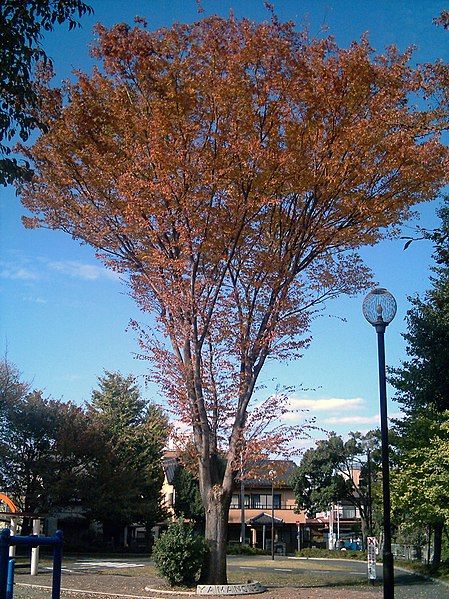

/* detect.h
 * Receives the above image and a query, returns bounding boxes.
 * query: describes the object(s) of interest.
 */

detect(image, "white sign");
[367,536,377,580]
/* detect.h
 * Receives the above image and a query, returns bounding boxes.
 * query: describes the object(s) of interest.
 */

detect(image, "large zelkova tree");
[0,0,93,185]
[389,200,449,567]
[17,16,448,582]
[290,431,381,548]
[85,371,168,546]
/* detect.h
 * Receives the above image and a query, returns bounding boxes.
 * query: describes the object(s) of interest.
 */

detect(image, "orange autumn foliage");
[18,16,448,582]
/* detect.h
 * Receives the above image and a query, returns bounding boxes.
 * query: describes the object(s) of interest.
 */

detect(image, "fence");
[0,528,63,599]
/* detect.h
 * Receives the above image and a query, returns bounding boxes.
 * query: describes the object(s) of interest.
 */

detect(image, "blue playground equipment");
[0,528,63,599]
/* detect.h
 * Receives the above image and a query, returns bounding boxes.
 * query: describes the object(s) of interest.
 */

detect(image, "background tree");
[18,16,448,583]
[172,465,205,529]
[290,431,381,547]
[390,200,449,567]
[85,371,168,547]
[0,357,29,407]
[0,0,93,184]
[391,413,449,566]
[0,359,100,532]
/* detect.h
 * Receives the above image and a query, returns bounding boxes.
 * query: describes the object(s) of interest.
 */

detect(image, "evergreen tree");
[86,371,168,546]
[172,465,205,529]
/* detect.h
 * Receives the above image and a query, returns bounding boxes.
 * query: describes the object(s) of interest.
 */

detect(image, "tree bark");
[201,486,231,584]
[432,521,443,569]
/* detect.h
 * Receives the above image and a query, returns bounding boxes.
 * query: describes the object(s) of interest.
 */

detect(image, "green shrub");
[152,519,207,586]
[227,543,268,555]
[295,547,367,561]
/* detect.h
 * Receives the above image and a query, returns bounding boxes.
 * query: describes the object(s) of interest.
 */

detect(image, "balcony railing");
[229,502,297,511]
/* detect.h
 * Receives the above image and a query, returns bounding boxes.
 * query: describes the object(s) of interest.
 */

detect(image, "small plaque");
[197,581,266,595]
[367,536,377,580]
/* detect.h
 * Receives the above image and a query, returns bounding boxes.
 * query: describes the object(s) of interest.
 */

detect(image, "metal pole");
[52,530,63,599]
[376,323,394,599]
[271,480,275,560]
[6,560,14,599]
[329,503,333,550]
[0,529,11,599]
[367,448,373,536]
[240,475,245,545]
[8,522,16,559]
[30,519,40,576]
[337,504,340,548]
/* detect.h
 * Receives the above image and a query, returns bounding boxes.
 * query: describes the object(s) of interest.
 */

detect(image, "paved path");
[227,556,449,598]
[41,557,152,574]
[12,555,449,598]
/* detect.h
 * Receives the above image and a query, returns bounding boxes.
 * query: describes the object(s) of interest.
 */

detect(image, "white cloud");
[21,295,47,305]
[48,260,120,281]
[0,266,40,280]
[288,397,365,412]
[324,414,380,425]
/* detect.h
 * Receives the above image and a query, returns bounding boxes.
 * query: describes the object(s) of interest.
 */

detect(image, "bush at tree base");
[152,519,207,586]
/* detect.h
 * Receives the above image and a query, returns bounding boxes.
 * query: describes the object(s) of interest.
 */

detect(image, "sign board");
[367,536,377,580]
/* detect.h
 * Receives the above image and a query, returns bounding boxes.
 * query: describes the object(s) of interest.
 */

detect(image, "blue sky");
[1,1,448,448]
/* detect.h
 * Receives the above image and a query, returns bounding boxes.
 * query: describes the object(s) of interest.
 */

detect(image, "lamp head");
[362,288,397,327]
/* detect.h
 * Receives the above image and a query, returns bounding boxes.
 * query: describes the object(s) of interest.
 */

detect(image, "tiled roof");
[163,457,179,484]
[248,512,284,525]
[242,459,297,488]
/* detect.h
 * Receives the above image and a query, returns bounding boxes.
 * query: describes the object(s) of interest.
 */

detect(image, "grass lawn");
[97,555,370,591]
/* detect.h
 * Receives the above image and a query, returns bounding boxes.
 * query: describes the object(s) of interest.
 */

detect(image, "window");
[250,494,281,509]
[230,494,250,509]
[341,506,358,519]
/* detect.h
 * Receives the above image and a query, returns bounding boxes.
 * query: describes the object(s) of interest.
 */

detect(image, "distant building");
[228,459,305,554]
[160,454,364,554]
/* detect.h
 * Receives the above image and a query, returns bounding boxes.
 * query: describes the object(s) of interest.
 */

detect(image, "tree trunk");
[201,486,231,584]
[432,521,443,569]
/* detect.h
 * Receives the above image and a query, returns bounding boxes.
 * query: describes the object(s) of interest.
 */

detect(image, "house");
[161,455,306,554]
[228,460,305,555]
[161,451,178,517]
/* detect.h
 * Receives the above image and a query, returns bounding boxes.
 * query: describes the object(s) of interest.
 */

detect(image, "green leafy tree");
[392,414,449,526]
[390,200,449,567]
[0,0,93,184]
[172,465,205,528]
[0,359,100,527]
[291,431,381,547]
[85,371,168,545]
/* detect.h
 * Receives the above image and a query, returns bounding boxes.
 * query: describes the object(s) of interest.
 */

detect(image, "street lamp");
[269,469,276,561]
[363,287,397,599]
[240,455,245,545]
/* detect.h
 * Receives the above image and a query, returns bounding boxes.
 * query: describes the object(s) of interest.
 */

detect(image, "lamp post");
[269,469,276,561]
[240,475,245,545]
[367,448,373,537]
[362,287,397,599]
[240,455,245,545]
